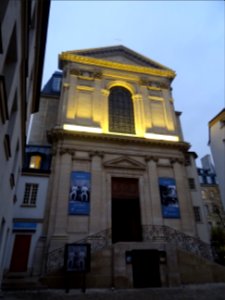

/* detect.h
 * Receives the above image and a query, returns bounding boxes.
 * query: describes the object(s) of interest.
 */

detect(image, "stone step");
[2,276,47,291]
[2,283,225,300]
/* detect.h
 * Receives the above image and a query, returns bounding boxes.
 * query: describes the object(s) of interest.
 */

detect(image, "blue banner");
[159,177,180,218]
[68,171,91,215]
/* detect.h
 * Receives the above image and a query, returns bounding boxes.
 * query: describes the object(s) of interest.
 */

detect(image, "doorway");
[132,249,161,288]
[111,177,142,243]
[10,234,31,272]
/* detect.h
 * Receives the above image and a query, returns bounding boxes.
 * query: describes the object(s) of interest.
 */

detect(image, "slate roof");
[41,71,62,95]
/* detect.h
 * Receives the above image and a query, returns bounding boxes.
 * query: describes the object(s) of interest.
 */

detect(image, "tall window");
[188,178,196,190]
[108,86,135,134]
[193,206,201,223]
[23,183,38,206]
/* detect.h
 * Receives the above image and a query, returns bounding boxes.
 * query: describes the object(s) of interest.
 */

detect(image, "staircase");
[4,225,224,290]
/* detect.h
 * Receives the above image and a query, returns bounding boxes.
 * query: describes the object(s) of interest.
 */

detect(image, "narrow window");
[193,206,201,223]
[0,75,8,123]
[52,76,61,92]
[3,25,17,97]
[7,91,18,139]
[188,178,196,189]
[108,86,135,134]
[23,183,38,206]
[3,134,11,160]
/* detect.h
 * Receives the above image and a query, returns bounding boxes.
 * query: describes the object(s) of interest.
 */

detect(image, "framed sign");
[159,177,180,218]
[64,243,91,273]
[68,171,91,215]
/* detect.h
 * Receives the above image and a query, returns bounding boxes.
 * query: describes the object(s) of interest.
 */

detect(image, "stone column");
[146,156,163,225]
[171,158,196,236]
[89,151,104,234]
[50,149,73,249]
[45,146,61,240]
[132,94,145,136]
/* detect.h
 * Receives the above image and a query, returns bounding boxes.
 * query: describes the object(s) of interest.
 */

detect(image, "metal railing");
[142,225,213,260]
[46,225,212,273]
[46,228,111,273]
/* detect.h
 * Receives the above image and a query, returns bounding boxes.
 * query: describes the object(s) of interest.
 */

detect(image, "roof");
[41,71,62,96]
[59,45,176,79]
[209,108,225,127]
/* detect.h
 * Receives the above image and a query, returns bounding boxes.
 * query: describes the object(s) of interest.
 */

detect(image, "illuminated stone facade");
[29,46,217,287]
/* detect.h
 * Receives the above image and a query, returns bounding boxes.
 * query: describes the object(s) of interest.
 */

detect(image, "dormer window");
[29,155,42,169]
[52,76,61,92]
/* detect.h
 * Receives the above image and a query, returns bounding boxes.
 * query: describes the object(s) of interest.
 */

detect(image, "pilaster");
[146,156,162,225]
[53,149,73,238]
[132,94,144,136]
[66,74,78,119]
[89,151,104,234]
[162,89,175,131]
[140,86,152,130]
[171,158,196,236]
[101,89,109,132]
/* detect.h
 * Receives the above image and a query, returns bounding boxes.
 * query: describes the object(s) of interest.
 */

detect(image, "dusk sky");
[42,1,225,166]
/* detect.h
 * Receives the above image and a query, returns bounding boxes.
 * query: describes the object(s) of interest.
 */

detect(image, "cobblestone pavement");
[1,283,225,300]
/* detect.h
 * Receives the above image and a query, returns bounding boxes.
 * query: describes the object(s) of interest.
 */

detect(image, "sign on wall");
[158,177,180,218]
[68,171,91,215]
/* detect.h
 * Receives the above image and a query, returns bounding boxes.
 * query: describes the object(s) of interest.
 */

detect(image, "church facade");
[12,46,220,288]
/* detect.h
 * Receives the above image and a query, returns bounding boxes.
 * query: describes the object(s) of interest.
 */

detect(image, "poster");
[65,243,90,272]
[158,177,180,218]
[68,171,91,215]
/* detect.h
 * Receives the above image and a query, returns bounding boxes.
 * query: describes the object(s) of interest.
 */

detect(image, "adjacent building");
[209,109,225,211]
[198,155,225,230]
[0,0,50,286]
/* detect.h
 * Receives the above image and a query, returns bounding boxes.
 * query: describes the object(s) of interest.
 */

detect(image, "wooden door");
[132,249,161,288]
[10,234,31,272]
[111,177,142,243]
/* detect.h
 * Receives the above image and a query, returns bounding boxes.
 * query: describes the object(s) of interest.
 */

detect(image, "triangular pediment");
[103,156,146,170]
[64,45,173,72]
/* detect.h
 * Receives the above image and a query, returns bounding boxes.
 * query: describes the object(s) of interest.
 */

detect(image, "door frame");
[111,176,142,243]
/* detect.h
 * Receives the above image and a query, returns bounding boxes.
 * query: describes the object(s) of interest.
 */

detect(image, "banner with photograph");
[68,171,91,215]
[158,177,180,218]
[65,243,91,272]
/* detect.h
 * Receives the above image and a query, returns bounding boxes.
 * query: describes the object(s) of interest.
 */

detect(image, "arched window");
[108,86,135,134]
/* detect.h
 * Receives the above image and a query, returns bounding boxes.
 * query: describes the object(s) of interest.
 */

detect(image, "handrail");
[46,225,212,273]
[46,228,111,273]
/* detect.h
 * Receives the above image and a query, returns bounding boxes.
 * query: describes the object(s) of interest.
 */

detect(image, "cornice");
[59,53,176,79]
[47,128,190,152]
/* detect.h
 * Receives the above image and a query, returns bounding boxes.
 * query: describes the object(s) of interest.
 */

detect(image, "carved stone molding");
[101,89,110,97]
[63,82,69,89]
[70,68,102,80]
[132,94,142,101]
[170,157,184,165]
[104,156,146,170]
[59,147,75,157]
[89,151,104,159]
[47,128,190,152]
[70,68,81,76]
[145,155,159,163]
